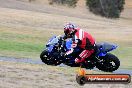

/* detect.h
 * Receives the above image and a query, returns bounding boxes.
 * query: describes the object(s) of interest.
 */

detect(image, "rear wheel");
[96,53,120,72]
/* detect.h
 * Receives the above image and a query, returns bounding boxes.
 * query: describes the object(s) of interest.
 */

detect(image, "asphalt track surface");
[0,56,132,75]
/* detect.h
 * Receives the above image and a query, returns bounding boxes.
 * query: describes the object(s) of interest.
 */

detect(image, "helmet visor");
[64,29,69,36]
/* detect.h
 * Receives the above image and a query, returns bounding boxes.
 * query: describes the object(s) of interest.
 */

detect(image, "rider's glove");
[65,48,74,56]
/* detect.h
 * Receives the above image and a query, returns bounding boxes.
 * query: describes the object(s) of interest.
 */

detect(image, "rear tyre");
[96,53,120,72]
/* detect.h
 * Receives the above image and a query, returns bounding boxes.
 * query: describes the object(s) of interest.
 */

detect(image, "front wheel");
[96,53,120,72]
[40,50,61,66]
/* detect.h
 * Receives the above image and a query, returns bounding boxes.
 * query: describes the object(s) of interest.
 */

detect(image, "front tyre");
[40,50,51,64]
[96,53,120,72]
[40,50,61,66]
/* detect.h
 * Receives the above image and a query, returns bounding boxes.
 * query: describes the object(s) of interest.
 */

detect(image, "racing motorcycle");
[40,35,120,72]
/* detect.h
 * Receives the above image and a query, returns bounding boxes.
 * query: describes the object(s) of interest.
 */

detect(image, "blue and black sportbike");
[40,35,120,72]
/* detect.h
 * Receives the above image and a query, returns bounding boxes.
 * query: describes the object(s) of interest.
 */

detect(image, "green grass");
[0,28,46,59]
[0,26,62,59]
[0,40,43,52]
[0,39,44,59]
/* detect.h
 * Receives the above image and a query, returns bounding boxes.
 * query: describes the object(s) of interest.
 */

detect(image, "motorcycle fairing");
[65,38,72,51]
[46,36,58,52]
[96,42,118,56]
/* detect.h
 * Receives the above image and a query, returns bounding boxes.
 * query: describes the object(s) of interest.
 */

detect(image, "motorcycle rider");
[64,23,95,63]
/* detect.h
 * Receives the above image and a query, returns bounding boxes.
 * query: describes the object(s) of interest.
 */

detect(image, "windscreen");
[47,36,59,45]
